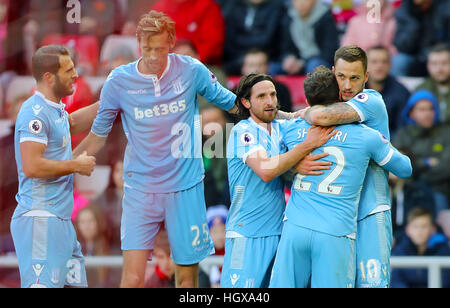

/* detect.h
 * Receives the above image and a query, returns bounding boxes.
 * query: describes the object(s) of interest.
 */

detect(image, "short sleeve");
[344,91,386,124]
[91,72,121,137]
[366,128,393,166]
[16,107,50,145]
[193,59,236,111]
[227,124,266,164]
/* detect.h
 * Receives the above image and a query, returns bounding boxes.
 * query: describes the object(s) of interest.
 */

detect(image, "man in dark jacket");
[391,207,450,288]
[391,0,450,77]
[393,90,450,213]
[281,0,339,75]
[221,0,289,75]
[366,45,410,136]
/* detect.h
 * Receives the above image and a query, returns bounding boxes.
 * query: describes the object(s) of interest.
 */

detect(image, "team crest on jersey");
[240,132,255,145]
[209,71,217,84]
[378,132,389,144]
[172,78,184,94]
[28,119,43,134]
[355,93,369,102]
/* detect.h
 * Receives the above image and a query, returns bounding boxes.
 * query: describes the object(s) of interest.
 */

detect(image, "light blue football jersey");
[344,89,391,220]
[282,119,408,237]
[226,118,288,238]
[14,91,73,220]
[91,54,236,193]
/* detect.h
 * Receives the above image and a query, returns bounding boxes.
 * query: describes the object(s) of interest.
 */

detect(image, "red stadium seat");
[274,75,307,110]
[41,34,100,76]
[227,75,308,110]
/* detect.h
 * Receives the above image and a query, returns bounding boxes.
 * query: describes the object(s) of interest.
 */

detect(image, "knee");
[121,272,145,288]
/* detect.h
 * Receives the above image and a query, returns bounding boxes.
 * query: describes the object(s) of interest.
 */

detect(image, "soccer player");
[10,45,97,288]
[269,66,412,288]
[72,11,240,288]
[221,73,336,288]
[300,46,397,287]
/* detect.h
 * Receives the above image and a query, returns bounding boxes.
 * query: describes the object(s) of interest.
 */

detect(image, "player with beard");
[11,45,96,288]
[301,45,396,287]
[221,73,336,288]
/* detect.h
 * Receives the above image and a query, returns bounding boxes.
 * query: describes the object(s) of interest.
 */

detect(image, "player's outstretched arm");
[377,146,412,179]
[303,102,361,126]
[21,142,96,178]
[69,101,100,135]
[72,131,107,159]
[246,126,336,182]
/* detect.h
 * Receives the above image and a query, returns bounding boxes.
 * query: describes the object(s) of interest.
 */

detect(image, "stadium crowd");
[0,0,449,288]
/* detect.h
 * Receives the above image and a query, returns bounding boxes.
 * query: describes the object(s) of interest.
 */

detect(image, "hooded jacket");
[393,90,450,197]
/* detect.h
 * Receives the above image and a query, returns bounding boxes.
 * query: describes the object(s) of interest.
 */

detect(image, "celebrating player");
[11,45,96,288]
[221,73,335,288]
[73,11,240,288]
[301,45,399,287]
[269,66,412,288]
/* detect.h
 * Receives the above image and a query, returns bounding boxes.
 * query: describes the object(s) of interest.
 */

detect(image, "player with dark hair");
[300,45,399,287]
[222,73,335,288]
[270,66,412,288]
[11,45,97,288]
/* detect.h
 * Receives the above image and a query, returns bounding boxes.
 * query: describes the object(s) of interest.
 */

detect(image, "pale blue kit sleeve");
[17,105,50,145]
[193,60,236,111]
[91,72,121,137]
[367,129,412,178]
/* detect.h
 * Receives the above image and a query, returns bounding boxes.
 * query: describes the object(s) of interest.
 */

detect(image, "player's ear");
[331,66,335,73]
[364,71,369,84]
[241,98,251,109]
[42,72,55,85]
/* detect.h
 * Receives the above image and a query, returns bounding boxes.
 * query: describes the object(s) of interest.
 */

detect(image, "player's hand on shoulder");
[74,151,96,176]
[306,125,337,148]
[295,152,332,176]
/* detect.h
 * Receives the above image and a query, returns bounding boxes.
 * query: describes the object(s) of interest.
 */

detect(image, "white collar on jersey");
[248,116,277,137]
[34,91,65,110]
[135,56,171,81]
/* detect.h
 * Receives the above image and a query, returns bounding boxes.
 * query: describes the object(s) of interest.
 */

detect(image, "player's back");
[13,92,73,220]
[282,119,392,237]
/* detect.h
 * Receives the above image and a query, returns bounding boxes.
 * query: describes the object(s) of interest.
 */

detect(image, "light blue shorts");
[356,210,393,288]
[121,180,214,265]
[221,235,280,288]
[10,215,87,288]
[269,221,355,288]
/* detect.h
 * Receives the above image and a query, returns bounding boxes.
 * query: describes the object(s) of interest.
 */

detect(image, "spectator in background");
[98,44,136,77]
[281,0,339,75]
[366,45,410,136]
[415,44,450,124]
[241,48,293,112]
[151,0,225,66]
[340,0,397,56]
[172,38,228,112]
[201,106,231,207]
[391,0,450,77]
[393,90,450,215]
[63,48,94,148]
[23,1,67,74]
[0,0,8,72]
[391,206,450,288]
[206,205,228,287]
[96,159,124,250]
[121,0,157,36]
[0,93,28,254]
[221,0,288,75]
[65,0,124,47]
[145,228,210,288]
[75,204,119,287]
